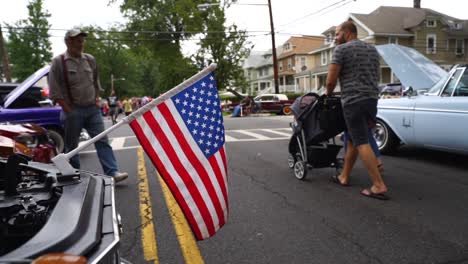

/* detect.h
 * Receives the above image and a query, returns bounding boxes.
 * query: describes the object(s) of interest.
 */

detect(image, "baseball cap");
[64,28,87,39]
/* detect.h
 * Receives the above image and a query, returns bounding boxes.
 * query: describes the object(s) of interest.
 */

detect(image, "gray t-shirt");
[331,39,380,105]
[49,52,102,107]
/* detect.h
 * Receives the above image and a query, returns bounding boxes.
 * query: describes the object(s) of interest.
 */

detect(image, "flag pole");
[52,63,218,176]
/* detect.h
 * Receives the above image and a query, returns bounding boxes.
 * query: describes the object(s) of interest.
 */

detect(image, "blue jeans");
[343,128,381,157]
[62,106,119,176]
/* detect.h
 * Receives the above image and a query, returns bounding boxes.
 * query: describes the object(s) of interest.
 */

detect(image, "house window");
[456,39,464,55]
[321,51,327,65]
[388,36,398,44]
[325,33,333,44]
[426,19,436,27]
[455,23,463,29]
[279,64,283,71]
[283,43,291,51]
[287,58,292,69]
[426,34,437,54]
[300,57,306,67]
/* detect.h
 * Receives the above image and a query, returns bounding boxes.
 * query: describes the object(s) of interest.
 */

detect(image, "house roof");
[278,36,324,59]
[243,51,273,68]
[321,26,336,35]
[351,6,467,35]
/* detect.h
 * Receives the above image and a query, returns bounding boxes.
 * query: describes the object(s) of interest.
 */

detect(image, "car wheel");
[47,129,64,153]
[287,153,296,169]
[293,154,308,180]
[281,106,292,115]
[374,120,398,154]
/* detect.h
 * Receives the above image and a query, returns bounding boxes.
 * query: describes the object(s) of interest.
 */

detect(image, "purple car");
[0,66,64,152]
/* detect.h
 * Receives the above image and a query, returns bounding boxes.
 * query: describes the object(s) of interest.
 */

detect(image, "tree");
[117,0,203,92]
[194,4,251,92]
[81,25,145,97]
[5,0,52,81]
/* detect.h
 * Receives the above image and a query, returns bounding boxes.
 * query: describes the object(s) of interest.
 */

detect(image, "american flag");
[128,66,228,240]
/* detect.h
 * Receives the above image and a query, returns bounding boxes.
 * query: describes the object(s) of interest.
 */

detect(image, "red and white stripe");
[130,100,228,240]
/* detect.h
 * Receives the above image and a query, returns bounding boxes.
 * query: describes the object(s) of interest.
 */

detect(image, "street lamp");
[111,74,125,92]
[197,1,280,94]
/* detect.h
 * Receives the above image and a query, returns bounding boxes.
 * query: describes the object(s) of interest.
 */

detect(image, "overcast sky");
[1,0,468,57]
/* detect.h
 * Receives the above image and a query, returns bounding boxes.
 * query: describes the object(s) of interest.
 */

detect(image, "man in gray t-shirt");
[325,21,389,200]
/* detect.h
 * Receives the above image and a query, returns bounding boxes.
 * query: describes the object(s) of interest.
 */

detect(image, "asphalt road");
[79,115,468,264]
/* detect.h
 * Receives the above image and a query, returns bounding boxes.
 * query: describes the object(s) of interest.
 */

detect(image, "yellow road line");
[137,148,159,263]
[157,172,205,264]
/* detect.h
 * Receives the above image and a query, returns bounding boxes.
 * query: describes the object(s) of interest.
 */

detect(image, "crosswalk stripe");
[111,137,126,149]
[79,128,292,154]
[224,135,239,142]
[261,129,291,137]
[234,130,270,140]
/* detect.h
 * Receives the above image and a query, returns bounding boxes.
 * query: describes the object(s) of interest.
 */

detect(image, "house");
[242,50,274,95]
[308,3,468,92]
[277,36,324,93]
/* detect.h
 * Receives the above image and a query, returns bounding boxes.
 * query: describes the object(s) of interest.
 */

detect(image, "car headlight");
[15,133,39,148]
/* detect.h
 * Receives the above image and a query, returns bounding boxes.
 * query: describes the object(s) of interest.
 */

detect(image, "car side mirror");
[417,89,428,95]
[403,86,414,97]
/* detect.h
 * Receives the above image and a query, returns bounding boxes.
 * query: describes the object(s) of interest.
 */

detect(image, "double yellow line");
[137,148,204,264]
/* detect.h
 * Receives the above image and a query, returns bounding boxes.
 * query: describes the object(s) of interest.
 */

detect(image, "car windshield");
[427,72,451,95]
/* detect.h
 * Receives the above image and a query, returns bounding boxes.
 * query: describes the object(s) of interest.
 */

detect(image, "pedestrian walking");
[108,90,119,125]
[49,27,128,183]
[122,96,133,116]
[325,21,389,200]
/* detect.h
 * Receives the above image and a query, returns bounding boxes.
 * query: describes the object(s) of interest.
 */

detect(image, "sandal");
[360,188,390,200]
[330,174,350,187]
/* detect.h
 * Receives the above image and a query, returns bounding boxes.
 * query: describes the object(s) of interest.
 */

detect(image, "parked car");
[253,93,294,115]
[0,66,65,152]
[227,90,294,115]
[0,123,57,163]
[0,156,123,263]
[375,64,468,155]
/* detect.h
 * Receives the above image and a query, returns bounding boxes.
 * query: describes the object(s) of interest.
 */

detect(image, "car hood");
[376,44,447,90]
[3,65,50,109]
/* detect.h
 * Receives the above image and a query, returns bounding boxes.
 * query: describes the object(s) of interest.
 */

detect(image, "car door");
[413,67,468,152]
[257,95,274,112]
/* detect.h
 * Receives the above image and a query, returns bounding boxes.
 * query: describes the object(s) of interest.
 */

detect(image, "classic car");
[0,66,65,153]
[0,123,57,163]
[375,64,468,155]
[0,155,124,263]
[226,89,294,115]
[253,93,294,115]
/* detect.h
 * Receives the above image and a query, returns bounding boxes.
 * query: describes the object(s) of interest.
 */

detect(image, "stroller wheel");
[294,154,308,180]
[287,153,296,169]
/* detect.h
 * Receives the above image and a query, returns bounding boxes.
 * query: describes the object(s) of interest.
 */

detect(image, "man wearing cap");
[49,28,128,183]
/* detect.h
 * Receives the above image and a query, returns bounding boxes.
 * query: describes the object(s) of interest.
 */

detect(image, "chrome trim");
[90,178,120,264]
[378,106,413,110]
[414,107,468,114]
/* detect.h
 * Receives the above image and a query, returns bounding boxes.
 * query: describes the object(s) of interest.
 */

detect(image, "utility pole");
[267,0,279,94]
[0,25,12,82]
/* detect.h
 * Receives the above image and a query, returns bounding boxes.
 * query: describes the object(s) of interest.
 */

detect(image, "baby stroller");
[288,93,346,180]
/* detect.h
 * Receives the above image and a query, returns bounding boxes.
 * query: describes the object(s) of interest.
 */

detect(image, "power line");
[0,30,270,42]
[3,26,270,35]
[277,0,355,29]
